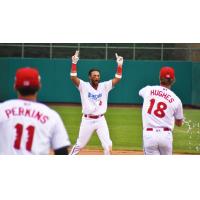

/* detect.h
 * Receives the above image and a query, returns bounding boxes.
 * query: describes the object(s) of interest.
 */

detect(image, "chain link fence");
[0,43,200,61]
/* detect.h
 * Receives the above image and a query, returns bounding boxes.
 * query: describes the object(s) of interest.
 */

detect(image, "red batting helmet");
[14,67,41,89]
[160,66,175,79]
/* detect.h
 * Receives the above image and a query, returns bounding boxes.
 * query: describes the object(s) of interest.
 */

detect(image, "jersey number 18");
[147,98,167,118]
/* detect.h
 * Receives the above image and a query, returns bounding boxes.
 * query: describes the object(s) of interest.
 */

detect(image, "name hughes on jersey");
[150,90,174,103]
[5,107,49,124]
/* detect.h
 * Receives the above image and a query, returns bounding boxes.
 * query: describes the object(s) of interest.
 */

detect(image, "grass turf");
[50,105,200,154]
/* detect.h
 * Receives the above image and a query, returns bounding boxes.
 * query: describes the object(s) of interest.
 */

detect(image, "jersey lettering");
[14,123,35,151]
[147,98,167,118]
[5,107,49,124]
[88,92,102,100]
[150,89,174,103]
[79,80,112,114]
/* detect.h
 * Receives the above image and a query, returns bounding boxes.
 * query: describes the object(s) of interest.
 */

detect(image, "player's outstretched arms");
[70,50,80,87]
[175,119,183,127]
[112,53,123,87]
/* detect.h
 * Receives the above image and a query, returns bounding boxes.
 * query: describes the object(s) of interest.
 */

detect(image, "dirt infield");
[79,149,144,155]
[49,148,189,155]
[77,149,188,155]
[49,148,143,155]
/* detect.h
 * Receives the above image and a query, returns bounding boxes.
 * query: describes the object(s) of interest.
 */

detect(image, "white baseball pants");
[143,128,173,155]
[70,115,112,155]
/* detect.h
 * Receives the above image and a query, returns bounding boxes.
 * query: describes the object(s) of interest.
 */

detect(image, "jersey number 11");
[14,123,35,151]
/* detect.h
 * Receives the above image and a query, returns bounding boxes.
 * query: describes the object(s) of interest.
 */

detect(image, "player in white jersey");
[70,51,123,155]
[139,66,184,155]
[0,67,71,155]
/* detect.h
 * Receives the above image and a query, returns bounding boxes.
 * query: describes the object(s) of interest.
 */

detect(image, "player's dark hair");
[160,78,175,86]
[17,87,39,96]
[88,68,100,76]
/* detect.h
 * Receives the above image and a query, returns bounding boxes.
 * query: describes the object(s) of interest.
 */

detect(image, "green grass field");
[50,105,200,154]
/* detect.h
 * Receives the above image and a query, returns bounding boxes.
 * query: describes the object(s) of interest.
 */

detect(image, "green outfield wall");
[192,62,200,106]
[0,58,198,105]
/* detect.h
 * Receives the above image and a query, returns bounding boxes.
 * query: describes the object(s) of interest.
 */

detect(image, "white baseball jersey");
[78,79,113,115]
[139,85,183,130]
[0,99,71,155]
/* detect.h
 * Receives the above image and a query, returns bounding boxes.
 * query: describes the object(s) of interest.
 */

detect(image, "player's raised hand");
[115,53,123,66]
[72,50,79,64]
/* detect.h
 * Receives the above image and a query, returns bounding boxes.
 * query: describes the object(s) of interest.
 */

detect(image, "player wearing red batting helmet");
[159,66,175,86]
[139,66,184,155]
[0,67,71,155]
[14,67,41,99]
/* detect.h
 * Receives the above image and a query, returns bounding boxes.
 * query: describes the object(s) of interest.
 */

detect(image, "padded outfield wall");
[0,58,198,105]
[192,62,200,106]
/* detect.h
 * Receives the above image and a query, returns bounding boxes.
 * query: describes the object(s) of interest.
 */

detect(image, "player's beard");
[91,79,99,87]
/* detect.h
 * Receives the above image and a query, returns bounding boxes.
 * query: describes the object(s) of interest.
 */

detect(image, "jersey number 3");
[147,98,167,118]
[14,123,35,151]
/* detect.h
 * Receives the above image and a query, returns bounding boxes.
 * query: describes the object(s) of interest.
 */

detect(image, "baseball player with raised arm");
[139,66,184,155]
[70,51,123,155]
[0,67,71,155]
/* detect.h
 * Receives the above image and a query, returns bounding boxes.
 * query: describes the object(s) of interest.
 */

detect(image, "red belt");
[146,128,171,131]
[84,114,104,119]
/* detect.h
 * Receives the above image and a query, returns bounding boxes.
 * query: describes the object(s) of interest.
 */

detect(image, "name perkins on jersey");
[88,92,102,101]
[150,89,174,103]
[5,107,49,124]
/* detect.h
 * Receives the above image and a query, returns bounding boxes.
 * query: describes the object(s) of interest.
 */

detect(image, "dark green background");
[0,58,199,105]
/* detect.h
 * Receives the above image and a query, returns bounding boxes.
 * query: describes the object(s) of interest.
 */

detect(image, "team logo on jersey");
[88,92,102,101]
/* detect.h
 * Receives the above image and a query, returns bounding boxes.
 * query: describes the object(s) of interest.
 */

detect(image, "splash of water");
[183,117,200,152]
[183,118,192,133]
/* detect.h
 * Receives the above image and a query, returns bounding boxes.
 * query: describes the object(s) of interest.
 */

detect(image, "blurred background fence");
[1,43,200,61]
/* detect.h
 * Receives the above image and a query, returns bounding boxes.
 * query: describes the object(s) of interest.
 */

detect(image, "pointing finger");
[75,50,79,57]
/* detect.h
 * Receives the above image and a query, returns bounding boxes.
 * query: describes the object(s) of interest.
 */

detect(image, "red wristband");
[115,65,122,79]
[71,63,77,73]
[116,65,122,75]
